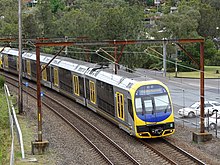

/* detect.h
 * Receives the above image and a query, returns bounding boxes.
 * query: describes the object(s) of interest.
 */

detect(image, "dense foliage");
[0,0,220,71]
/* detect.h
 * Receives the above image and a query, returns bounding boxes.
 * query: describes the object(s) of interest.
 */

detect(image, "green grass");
[0,86,56,165]
[0,89,10,165]
[169,66,220,78]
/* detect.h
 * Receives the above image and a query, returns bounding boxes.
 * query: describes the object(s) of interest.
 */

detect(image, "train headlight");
[166,122,174,129]
[170,123,173,128]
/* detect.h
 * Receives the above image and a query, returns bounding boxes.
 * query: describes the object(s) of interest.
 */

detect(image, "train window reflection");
[154,95,170,112]
[144,99,153,112]
[135,98,142,113]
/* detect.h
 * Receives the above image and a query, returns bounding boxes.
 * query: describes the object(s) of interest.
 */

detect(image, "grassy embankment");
[169,66,220,78]
[0,88,10,164]
[0,80,55,164]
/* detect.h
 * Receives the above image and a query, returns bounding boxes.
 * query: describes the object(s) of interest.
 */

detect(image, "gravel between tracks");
[9,84,220,165]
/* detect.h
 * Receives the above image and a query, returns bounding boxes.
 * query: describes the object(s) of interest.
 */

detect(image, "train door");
[53,67,59,87]
[26,60,31,76]
[89,80,96,104]
[16,57,19,71]
[116,92,125,121]
[0,55,2,69]
[73,75,79,96]
[4,55,8,68]
[41,64,47,81]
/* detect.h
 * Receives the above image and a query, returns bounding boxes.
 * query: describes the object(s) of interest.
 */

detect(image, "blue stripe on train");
[137,112,171,122]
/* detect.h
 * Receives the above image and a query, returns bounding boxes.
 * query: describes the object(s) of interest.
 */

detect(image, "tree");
[96,4,143,40]
[35,0,55,37]
[55,9,96,38]
[202,0,220,10]
[0,0,18,37]
[198,4,220,38]
[50,0,65,13]
[152,1,201,39]
[23,13,40,38]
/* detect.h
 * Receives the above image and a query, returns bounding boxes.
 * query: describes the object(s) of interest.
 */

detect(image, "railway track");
[2,72,140,165]
[1,71,206,165]
[140,138,206,165]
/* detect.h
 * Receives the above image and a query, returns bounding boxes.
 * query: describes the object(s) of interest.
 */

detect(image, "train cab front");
[132,82,175,138]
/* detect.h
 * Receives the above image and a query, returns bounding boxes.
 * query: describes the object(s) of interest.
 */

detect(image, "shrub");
[0,76,5,88]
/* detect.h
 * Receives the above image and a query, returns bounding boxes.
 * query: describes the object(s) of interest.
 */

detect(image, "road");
[136,69,220,137]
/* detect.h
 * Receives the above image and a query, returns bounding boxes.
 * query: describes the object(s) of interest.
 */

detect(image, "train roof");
[50,56,98,74]
[85,68,137,90]
[2,48,154,88]
[1,48,19,56]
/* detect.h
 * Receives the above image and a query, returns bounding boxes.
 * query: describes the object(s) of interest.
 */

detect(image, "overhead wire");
[68,46,219,105]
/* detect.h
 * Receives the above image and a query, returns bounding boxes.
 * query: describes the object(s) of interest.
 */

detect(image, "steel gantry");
[34,38,205,141]
[0,37,206,149]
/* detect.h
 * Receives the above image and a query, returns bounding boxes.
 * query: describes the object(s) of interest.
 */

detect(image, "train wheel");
[188,112,195,118]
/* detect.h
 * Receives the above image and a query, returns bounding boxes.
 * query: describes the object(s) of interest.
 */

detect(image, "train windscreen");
[135,84,171,122]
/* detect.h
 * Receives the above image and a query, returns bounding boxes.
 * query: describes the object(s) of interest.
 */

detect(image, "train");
[0,47,175,138]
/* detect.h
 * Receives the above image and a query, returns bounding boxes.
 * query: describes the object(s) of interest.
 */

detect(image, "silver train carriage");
[0,47,175,138]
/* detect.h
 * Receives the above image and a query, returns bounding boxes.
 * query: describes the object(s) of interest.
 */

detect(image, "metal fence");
[4,84,25,165]
[175,116,220,138]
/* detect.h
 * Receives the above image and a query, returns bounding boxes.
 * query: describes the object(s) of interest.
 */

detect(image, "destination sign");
[135,85,167,96]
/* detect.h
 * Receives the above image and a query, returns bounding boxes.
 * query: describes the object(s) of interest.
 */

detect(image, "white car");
[204,113,220,129]
[178,101,220,118]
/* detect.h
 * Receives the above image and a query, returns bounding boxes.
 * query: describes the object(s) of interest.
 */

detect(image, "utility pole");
[18,0,23,114]
[163,39,167,77]
[200,42,205,133]
[175,44,178,77]
[65,36,68,55]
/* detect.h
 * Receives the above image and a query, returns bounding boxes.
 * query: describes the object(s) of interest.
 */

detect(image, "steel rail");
[3,74,113,165]
[162,139,206,165]
[139,138,206,165]
[3,73,140,165]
